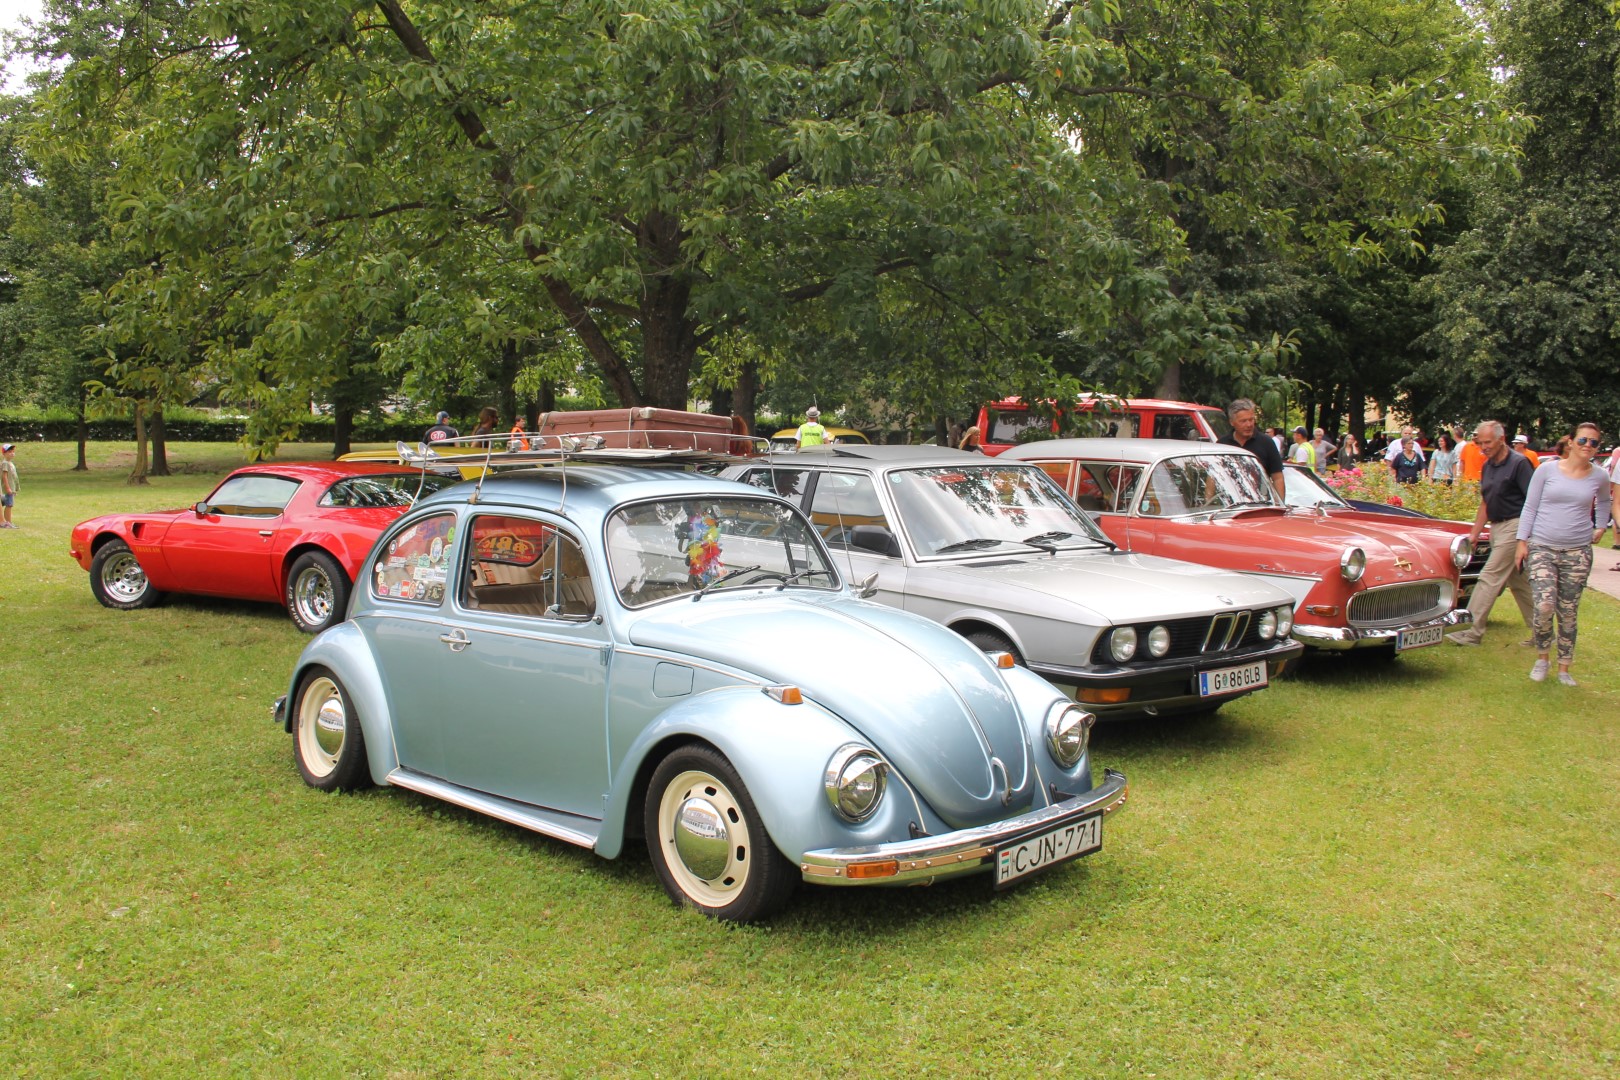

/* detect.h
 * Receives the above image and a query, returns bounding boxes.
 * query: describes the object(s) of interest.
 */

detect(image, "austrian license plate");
[1397,624,1445,651]
[1197,660,1268,698]
[994,814,1102,889]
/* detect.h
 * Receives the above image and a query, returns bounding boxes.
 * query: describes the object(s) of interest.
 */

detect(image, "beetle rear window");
[370,512,456,605]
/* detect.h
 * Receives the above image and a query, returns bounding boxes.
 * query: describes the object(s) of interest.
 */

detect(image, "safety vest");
[798,422,827,448]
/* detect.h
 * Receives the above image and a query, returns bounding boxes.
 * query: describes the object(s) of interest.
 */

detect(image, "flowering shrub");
[1325,465,1481,521]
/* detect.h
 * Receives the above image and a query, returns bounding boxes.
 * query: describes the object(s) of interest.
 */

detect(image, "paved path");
[1588,541,1620,601]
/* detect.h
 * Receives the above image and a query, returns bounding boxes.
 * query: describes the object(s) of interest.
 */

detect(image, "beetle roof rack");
[388,429,766,472]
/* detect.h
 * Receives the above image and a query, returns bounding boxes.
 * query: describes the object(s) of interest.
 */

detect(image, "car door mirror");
[855,572,879,599]
[193,501,210,516]
[847,525,901,558]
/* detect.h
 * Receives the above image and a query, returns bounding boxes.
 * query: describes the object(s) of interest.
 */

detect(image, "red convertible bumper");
[1293,607,1470,650]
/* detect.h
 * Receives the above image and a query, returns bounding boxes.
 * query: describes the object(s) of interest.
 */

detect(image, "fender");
[595,685,935,862]
[998,664,1096,795]
[281,621,401,785]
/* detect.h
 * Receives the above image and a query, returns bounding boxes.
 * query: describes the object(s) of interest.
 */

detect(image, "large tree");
[29,0,1520,437]
[1416,0,1620,438]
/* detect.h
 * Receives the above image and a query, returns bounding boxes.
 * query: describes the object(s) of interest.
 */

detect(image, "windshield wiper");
[934,538,1007,554]
[777,568,836,589]
[1213,500,1278,514]
[692,564,765,600]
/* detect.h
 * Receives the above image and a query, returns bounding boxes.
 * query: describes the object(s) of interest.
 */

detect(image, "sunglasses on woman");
[1574,436,1602,447]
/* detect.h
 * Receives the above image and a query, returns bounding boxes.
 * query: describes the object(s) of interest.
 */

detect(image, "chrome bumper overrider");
[1292,608,1470,650]
[798,768,1128,886]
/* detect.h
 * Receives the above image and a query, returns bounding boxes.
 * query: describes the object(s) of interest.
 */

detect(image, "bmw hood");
[628,593,1042,827]
[927,550,1291,621]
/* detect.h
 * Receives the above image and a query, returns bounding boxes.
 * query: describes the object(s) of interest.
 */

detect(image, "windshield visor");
[607,496,839,607]
[886,465,1111,556]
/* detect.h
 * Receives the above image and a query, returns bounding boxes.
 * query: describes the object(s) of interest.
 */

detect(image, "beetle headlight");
[1108,626,1138,662]
[1045,703,1094,768]
[1257,609,1277,640]
[1340,547,1366,582]
[1276,605,1294,636]
[823,745,888,823]
[1450,535,1472,569]
[1147,624,1171,658]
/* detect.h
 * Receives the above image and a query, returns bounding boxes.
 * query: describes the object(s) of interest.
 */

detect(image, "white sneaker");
[1529,659,1549,682]
[1557,671,1578,687]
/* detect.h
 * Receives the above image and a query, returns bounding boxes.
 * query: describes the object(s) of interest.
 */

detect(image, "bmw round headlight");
[1108,626,1138,662]
[1450,535,1472,569]
[1257,609,1277,640]
[1276,605,1294,636]
[823,745,888,823]
[1147,624,1171,658]
[1045,703,1094,768]
[1340,547,1366,582]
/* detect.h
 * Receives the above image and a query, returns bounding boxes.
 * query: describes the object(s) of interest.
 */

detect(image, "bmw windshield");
[884,465,1114,558]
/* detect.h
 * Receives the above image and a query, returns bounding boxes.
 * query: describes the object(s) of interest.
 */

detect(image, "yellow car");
[769,426,872,452]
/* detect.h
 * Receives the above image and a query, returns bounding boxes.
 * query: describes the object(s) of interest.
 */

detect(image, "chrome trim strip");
[799,768,1127,885]
[385,769,601,848]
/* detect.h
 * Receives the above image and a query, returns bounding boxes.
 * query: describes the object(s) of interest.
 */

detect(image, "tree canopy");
[2,0,1525,443]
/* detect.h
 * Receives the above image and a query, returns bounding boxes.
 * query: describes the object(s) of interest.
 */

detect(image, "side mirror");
[847,525,901,558]
[192,501,210,516]
[855,572,879,599]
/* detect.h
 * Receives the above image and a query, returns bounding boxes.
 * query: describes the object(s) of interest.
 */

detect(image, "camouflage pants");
[1527,544,1593,663]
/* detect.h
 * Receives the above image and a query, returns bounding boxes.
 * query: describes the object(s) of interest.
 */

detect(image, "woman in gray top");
[1516,422,1613,685]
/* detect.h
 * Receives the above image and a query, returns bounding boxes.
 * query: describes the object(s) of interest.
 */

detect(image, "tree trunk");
[1154,360,1182,400]
[74,389,89,472]
[497,341,519,426]
[129,402,150,485]
[735,363,758,439]
[150,408,170,476]
[332,404,354,458]
[1347,381,1365,443]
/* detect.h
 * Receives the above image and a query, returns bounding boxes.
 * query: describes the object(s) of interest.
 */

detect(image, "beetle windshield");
[606,496,838,607]
[884,465,1112,556]
[1138,454,1279,517]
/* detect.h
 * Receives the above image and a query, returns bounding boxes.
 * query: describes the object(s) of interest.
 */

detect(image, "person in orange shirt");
[1458,431,1486,482]
[1512,433,1541,468]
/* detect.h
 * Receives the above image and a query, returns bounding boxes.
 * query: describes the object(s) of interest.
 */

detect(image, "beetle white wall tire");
[88,539,163,610]
[293,667,371,792]
[644,747,795,922]
[285,551,350,634]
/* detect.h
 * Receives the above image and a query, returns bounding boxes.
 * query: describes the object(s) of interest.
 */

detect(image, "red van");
[976,395,1231,456]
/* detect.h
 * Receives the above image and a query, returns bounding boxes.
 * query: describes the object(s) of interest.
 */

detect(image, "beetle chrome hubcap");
[294,567,334,625]
[658,769,749,905]
[298,677,345,776]
[100,553,148,602]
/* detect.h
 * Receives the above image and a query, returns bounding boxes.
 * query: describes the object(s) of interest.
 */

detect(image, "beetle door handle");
[439,628,470,652]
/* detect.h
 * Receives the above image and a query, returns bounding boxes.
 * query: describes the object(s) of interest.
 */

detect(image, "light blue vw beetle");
[275,462,1127,921]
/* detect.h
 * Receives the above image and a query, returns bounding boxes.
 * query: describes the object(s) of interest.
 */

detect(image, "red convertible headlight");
[1340,547,1366,582]
[1450,535,1472,569]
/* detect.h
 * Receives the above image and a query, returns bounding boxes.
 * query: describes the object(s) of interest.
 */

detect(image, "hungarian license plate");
[1197,660,1268,698]
[995,814,1102,888]
[1397,625,1444,651]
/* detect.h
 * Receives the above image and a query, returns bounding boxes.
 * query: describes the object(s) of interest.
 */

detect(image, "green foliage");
[7,0,1522,450]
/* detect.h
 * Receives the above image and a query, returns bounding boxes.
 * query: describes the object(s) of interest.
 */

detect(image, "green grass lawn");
[3,442,1617,1077]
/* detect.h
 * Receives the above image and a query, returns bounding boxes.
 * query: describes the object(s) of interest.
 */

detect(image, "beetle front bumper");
[1292,607,1470,650]
[798,768,1128,886]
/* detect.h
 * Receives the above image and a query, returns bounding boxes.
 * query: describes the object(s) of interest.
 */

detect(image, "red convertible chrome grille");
[1347,582,1446,626]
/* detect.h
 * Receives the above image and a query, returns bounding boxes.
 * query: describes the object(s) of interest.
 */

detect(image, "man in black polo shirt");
[1219,398,1286,500]
[1446,420,1534,645]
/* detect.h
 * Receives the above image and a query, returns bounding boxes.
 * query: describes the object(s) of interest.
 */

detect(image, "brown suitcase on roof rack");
[533,407,753,455]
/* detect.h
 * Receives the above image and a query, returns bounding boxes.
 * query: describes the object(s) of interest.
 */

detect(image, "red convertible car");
[1002,440,1474,656]
[69,462,458,633]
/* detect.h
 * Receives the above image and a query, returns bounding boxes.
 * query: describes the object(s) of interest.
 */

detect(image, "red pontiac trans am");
[1002,439,1474,657]
[69,461,458,633]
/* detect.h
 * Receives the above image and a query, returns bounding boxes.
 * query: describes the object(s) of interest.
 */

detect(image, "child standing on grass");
[1,443,17,528]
